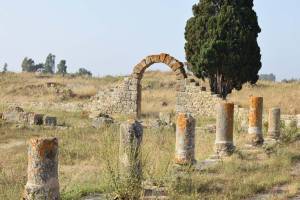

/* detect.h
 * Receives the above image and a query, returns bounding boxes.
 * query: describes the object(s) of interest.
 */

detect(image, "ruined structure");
[248,96,264,145]
[23,137,59,200]
[119,120,143,182]
[268,108,281,139]
[175,113,196,165]
[2,106,57,126]
[215,102,235,156]
[88,53,221,118]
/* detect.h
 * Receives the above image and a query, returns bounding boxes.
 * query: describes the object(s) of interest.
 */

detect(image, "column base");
[174,157,197,166]
[215,143,235,157]
[247,133,264,146]
[267,131,280,140]
[23,184,59,200]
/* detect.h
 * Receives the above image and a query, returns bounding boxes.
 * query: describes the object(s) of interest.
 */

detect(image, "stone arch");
[132,53,187,81]
[131,53,187,118]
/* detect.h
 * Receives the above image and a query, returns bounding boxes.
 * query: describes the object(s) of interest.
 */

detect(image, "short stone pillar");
[119,120,143,182]
[268,108,281,139]
[174,113,196,165]
[248,96,264,145]
[23,137,59,200]
[297,114,300,129]
[215,102,235,156]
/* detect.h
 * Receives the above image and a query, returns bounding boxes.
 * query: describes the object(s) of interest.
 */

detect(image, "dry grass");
[0,71,299,199]
[228,81,300,114]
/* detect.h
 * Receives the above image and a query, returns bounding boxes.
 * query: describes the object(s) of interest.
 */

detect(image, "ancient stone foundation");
[23,137,59,200]
[215,102,235,156]
[248,96,264,146]
[119,120,143,182]
[268,108,281,139]
[174,113,196,165]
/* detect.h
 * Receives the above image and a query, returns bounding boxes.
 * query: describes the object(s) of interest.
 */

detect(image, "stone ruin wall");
[88,76,222,118]
[87,53,223,118]
[88,77,139,118]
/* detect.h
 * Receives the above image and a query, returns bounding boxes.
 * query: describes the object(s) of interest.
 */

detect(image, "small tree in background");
[259,73,276,82]
[3,63,8,73]
[21,57,35,72]
[33,63,44,72]
[21,57,44,72]
[56,60,67,76]
[185,0,262,98]
[44,53,55,74]
[76,68,92,77]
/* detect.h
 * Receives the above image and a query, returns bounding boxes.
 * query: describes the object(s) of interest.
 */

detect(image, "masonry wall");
[88,77,138,118]
[176,79,222,117]
[88,76,223,118]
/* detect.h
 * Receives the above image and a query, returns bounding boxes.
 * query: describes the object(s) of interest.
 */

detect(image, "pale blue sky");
[0,0,299,80]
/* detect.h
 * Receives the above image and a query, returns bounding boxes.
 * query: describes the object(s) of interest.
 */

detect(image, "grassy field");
[0,71,299,200]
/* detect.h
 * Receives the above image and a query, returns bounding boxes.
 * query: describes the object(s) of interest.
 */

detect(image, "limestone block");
[92,116,114,129]
[44,116,57,126]
[28,113,44,126]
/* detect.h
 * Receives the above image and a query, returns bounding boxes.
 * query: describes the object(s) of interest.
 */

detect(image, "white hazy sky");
[0,0,299,80]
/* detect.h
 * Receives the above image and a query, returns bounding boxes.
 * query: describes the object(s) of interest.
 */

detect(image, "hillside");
[0,71,299,115]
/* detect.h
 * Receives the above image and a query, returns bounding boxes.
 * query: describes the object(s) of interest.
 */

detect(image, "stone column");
[175,113,196,165]
[248,96,264,145]
[119,120,143,182]
[23,137,59,200]
[215,102,235,156]
[268,108,281,139]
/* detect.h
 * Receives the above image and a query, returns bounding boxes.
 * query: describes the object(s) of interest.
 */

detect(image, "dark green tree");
[56,60,67,75]
[32,63,44,72]
[21,57,35,72]
[76,68,92,77]
[185,0,262,98]
[3,63,8,73]
[44,53,55,74]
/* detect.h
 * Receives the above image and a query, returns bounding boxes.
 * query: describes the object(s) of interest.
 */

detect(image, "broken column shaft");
[119,120,143,182]
[248,96,264,145]
[23,137,59,200]
[215,102,235,156]
[268,108,281,139]
[175,113,196,165]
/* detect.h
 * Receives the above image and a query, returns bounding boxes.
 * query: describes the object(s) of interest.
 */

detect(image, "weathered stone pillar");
[215,102,235,156]
[23,137,59,200]
[119,120,143,182]
[175,113,196,165]
[248,96,264,145]
[268,108,281,139]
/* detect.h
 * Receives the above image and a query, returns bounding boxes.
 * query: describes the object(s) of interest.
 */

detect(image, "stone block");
[28,113,44,126]
[44,116,57,126]
[92,115,114,129]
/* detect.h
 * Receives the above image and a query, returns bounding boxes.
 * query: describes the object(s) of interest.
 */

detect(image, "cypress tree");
[185,0,261,98]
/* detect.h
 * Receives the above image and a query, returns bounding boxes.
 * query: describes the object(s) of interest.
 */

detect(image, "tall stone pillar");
[215,102,235,156]
[23,137,59,200]
[175,113,196,165]
[119,120,143,182]
[248,96,264,145]
[268,108,281,139]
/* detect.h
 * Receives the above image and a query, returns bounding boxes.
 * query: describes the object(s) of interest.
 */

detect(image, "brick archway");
[131,53,187,118]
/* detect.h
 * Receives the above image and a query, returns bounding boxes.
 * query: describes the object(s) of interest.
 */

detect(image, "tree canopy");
[44,53,55,74]
[56,60,67,75]
[76,68,92,77]
[185,0,262,98]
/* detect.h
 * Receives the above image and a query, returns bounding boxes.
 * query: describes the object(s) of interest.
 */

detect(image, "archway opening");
[131,53,187,120]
